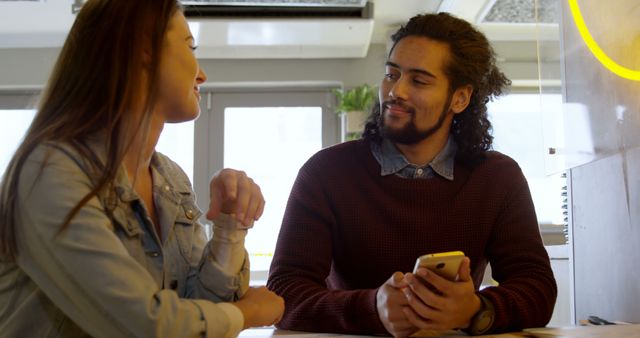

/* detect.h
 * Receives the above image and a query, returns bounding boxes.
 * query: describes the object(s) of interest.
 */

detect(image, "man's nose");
[388,78,408,101]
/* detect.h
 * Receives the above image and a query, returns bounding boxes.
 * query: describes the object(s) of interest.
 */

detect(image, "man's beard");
[379,93,453,145]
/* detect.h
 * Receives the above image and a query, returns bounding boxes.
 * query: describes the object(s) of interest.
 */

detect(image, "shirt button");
[185,209,194,220]
[416,168,424,176]
[164,185,170,191]
[149,251,160,257]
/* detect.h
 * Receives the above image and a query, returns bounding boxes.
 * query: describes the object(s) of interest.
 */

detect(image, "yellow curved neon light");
[568,0,640,81]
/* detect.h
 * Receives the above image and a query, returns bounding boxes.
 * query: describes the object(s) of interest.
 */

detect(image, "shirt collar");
[371,136,457,180]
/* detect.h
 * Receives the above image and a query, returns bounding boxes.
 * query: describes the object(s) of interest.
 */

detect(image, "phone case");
[413,250,465,281]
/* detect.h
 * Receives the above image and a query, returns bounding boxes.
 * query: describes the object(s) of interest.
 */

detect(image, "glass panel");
[489,94,565,227]
[541,0,640,172]
[0,109,37,176]
[535,0,565,174]
[224,107,322,281]
[157,121,195,183]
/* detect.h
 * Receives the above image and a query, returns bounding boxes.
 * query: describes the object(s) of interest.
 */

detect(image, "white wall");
[0,42,553,90]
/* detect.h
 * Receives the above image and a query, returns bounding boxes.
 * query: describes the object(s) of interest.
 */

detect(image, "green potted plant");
[333,84,376,139]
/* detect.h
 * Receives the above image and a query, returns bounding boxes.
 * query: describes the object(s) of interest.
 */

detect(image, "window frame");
[0,88,40,109]
[194,84,340,283]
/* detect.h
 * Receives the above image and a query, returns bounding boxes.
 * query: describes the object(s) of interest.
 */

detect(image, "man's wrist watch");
[466,294,495,335]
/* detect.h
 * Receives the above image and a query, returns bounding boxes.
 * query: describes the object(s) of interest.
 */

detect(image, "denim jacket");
[0,140,248,338]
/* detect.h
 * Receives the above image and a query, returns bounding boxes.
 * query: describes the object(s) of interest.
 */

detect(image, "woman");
[0,1,283,337]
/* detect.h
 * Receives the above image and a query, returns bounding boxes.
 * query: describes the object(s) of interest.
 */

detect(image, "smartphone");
[413,251,465,281]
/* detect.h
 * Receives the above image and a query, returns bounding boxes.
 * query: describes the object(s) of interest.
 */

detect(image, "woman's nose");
[196,67,207,84]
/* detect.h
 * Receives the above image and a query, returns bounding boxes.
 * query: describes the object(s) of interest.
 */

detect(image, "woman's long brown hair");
[0,0,180,261]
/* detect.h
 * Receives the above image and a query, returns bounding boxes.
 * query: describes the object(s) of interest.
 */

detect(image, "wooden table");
[239,324,640,337]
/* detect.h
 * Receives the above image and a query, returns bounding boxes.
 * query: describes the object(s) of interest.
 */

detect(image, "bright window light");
[488,94,565,226]
[156,121,195,183]
[0,109,36,177]
[224,106,322,283]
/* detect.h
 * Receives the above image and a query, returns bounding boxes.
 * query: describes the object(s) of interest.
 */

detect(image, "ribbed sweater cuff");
[478,288,503,333]
[353,288,387,334]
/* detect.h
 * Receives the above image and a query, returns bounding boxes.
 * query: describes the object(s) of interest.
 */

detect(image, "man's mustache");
[381,100,416,115]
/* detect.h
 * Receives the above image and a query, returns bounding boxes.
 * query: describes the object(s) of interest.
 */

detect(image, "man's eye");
[189,45,198,51]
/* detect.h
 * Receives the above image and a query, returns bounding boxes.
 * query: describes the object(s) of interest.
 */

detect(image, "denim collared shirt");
[370,136,457,180]
[0,140,247,338]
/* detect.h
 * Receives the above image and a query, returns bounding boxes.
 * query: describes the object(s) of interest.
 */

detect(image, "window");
[0,109,37,176]
[156,121,195,183]
[224,107,322,277]
[198,89,339,284]
[0,109,194,183]
[488,93,566,231]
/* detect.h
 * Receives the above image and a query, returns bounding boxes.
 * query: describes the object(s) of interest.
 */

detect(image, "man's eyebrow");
[385,61,437,79]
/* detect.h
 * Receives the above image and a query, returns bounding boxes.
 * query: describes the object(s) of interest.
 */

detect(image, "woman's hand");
[233,287,285,329]
[206,168,265,228]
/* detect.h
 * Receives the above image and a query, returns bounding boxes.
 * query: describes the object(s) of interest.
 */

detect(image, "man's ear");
[451,85,473,114]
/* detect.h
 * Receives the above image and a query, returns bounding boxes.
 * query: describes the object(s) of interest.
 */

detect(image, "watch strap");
[466,293,495,335]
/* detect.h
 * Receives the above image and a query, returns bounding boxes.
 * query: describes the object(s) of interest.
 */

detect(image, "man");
[267,12,557,337]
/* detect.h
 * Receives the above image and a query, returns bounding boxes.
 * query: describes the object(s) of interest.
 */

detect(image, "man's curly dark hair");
[363,12,511,166]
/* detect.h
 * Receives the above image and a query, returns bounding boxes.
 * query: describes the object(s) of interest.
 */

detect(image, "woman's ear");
[141,45,153,68]
[141,29,154,68]
[451,85,473,114]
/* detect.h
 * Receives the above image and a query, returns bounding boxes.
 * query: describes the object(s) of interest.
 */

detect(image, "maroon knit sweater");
[267,139,557,335]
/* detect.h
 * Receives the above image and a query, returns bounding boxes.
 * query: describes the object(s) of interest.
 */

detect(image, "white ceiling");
[0,0,558,58]
[370,0,442,44]
[372,0,558,43]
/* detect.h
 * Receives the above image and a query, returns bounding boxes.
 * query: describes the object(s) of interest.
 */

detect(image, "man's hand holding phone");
[403,251,482,331]
[412,251,465,281]
[376,272,417,338]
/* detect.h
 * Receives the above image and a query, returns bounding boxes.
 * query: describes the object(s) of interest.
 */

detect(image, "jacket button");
[169,280,178,290]
[185,209,194,220]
